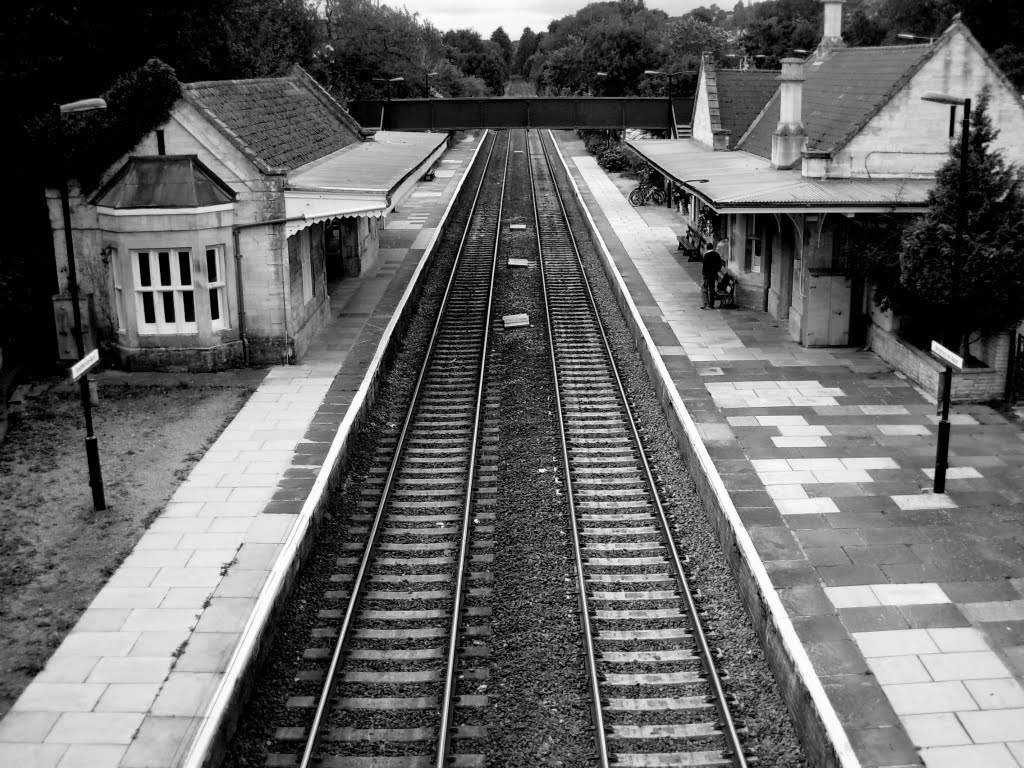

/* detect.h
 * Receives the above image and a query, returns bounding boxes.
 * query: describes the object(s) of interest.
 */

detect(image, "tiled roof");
[92,156,236,208]
[713,69,780,142]
[738,44,932,161]
[183,67,363,173]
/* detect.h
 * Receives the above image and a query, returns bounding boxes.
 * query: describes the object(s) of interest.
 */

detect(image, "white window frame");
[110,248,126,331]
[205,245,230,331]
[132,248,198,335]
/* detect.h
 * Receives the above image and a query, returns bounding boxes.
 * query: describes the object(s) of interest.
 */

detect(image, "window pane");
[138,252,151,287]
[162,291,175,322]
[179,252,192,286]
[207,249,217,281]
[158,251,171,286]
[142,292,155,323]
[183,291,195,323]
[210,289,220,321]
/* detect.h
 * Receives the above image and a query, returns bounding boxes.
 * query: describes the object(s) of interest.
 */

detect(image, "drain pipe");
[232,206,386,366]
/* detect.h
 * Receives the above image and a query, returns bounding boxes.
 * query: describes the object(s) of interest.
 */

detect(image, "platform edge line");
[547,130,861,768]
[179,130,489,768]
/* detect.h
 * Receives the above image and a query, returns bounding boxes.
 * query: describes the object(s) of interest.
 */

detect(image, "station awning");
[626,139,933,214]
[283,131,448,236]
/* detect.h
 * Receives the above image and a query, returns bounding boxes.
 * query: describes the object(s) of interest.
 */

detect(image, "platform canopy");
[282,130,448,235]
[627,138,934,214]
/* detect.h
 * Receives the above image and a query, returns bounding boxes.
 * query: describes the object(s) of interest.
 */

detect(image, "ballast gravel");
[546,129,809,767]
[222,129,810,768]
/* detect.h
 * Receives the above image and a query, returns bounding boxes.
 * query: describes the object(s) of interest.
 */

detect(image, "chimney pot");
[773,58,807,168]
[818,0,847,54]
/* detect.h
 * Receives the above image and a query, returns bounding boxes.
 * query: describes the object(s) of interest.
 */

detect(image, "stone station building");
[48,65,446,371]
[629,4,1024,401]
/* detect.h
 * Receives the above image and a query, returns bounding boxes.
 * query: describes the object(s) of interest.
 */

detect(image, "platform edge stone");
[548,130,861,768]
[177,131,489,768]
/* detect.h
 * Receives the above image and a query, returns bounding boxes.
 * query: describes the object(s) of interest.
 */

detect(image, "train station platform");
[0,133,484,768]
[550,130,1024,768]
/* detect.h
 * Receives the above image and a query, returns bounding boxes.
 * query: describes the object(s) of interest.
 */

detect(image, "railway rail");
[265,129,509,768]
[531,129,750,768]
[250,128,758,767]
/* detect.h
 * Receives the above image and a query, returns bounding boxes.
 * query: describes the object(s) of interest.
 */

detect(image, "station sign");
[930,340,963,371]
[70,349,100,381]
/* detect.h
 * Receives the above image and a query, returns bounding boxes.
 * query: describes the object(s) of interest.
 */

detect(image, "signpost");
[930,340,963,493]
[70,349,99,382]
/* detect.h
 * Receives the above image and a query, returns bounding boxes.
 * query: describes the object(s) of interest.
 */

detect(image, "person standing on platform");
[701,243,722,309]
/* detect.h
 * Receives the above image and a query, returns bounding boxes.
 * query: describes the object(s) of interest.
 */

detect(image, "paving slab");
[0,132,484,767]
[551,130,1024,768]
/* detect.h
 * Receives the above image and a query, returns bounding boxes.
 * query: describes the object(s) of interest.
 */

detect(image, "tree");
[668,16,731,63]
[514,28,540,76]
[443,28,509,94]
[854,90,1024,358]
[490,27,514,69]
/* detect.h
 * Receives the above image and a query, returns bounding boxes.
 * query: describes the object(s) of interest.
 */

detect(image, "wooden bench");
[677,227,704,261]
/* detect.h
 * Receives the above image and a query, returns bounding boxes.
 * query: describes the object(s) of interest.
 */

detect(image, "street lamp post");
[643,69,681,137]
[372,75,404,102]
[424,71,438,98]
[56,97,108,511]
[922,91,971,494]
[372,76,405,130]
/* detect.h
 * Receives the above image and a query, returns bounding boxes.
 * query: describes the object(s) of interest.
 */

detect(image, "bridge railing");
[347,97,679,132]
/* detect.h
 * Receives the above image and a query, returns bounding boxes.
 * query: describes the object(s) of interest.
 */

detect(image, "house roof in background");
[183,65,365,174]
[92,155,236,209]
[738,44,932,161]
[711,69,780,141]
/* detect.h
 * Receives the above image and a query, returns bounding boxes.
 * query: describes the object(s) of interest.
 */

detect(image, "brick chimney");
[817,0,846,55]
[771,58,807,169]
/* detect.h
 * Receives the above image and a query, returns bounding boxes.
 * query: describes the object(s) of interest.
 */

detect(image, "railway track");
[253,127,756,767]
[531,130,750,768]
[266,130,509,768]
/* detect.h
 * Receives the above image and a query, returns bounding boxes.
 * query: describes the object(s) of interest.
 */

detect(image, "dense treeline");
[517,0,1024,96]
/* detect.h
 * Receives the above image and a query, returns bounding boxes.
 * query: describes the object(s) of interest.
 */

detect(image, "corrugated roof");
[738,44,932,160]
[288,131,448,194]
[183,67,363,173]
[713,69,780,142]
[627,138,933,210]
[92,156,236,208]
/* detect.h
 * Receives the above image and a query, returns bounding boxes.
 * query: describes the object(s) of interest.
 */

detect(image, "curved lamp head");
[922,92,967,106]
[59,98,107,115]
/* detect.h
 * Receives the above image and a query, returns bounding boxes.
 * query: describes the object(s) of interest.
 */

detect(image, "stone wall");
[866,323,1008,402]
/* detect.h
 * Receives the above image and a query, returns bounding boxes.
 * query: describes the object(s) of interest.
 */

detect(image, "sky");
[409,0,710,37]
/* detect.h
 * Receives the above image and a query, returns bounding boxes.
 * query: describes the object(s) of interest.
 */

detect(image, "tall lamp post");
[424,71,438,98]
[56,97,108,511]
[372,76,404,130]
[371,75,405,102]
[643,69,681,136]
[922,91,971,494]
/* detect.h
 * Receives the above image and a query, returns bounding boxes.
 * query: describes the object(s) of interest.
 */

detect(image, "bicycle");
[629,181,666,207]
